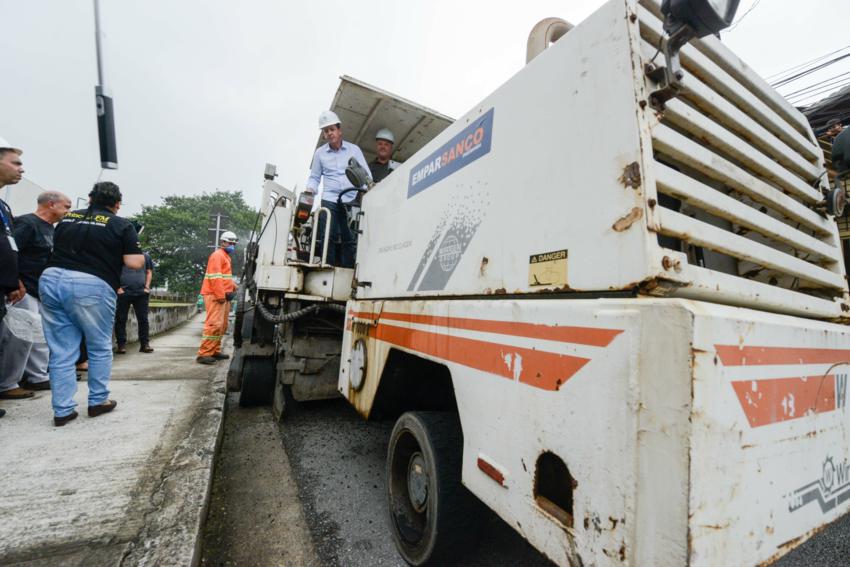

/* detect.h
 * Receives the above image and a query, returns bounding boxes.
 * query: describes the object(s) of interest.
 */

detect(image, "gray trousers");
[0,293,50,392]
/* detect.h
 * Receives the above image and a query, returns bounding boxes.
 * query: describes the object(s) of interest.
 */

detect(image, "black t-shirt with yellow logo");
[48,207,142,290]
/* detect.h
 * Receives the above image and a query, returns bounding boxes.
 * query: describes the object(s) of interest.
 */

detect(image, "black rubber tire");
[386,411,479,566]
[238,357,275,407]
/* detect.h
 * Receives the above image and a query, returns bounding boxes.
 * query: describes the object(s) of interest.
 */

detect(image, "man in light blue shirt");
[305,110,371,268]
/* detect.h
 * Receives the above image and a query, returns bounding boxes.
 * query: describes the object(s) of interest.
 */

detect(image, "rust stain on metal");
[648,198,657,207]
[494,287,507,295]
[477,457,507,487]
[619,162,642,189]
[619,544,626,561]
[612,207,643,232]
[479,256,489,275]
[536,495,573,528]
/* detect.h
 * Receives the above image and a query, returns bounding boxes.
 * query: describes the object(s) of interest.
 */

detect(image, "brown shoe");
[88,399,118,417]
[212,352,230,360]
[140,344,154,353]
[54,411,79,426]
[115,345,127,354]
[196,356,217,365]
[0,387,35,399]
[22,380,51,391]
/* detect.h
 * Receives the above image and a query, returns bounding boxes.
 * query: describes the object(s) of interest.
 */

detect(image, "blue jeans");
[39,268,117,417]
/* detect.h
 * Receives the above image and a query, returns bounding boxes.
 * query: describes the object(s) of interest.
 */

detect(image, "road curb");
[119,339,230,566]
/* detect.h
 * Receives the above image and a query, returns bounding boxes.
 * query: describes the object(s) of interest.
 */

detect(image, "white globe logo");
[438,235,462,272]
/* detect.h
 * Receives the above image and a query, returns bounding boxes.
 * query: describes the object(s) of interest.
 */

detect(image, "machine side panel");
[355,0,652,299]
[689,304,850,564]
[340,297,700,566]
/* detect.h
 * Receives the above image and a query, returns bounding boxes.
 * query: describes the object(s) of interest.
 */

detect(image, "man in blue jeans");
[305,110,371,268]
[39,182,144,426]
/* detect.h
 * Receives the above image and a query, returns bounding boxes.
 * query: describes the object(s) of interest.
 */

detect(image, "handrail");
[309,206,332,267]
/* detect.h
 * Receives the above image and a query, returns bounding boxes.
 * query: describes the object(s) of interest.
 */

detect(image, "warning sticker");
[528,249,568,287]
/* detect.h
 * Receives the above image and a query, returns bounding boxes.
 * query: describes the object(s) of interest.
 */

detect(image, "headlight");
[662,0,741,38]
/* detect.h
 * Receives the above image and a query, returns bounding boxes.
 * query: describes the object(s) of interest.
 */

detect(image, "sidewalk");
[0,313,227,566]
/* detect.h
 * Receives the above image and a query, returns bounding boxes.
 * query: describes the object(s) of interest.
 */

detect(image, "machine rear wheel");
[238,357,275,407]
[386,411,479,565]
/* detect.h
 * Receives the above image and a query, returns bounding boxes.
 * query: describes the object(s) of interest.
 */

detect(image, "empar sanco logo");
[437,235,461,272]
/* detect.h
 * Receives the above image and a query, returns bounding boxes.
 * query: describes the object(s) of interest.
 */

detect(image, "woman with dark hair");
[39,182,144,426]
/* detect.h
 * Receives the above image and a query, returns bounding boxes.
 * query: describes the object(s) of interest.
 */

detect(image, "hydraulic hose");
[255,300,345,323]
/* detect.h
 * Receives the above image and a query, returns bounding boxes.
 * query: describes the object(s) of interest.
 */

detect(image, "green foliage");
[133,191,258,294]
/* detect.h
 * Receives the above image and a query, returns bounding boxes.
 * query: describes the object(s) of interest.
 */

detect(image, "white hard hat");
[220,231,238,243]
[318,110,341,129]
[375,128,395,144]
[0,136,22,154]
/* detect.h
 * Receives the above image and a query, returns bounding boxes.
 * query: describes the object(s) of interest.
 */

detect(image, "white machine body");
[334,0,850,565]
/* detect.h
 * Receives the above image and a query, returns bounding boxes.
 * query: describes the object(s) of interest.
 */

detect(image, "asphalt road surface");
[203,394,850,566]
[278,397,553,567]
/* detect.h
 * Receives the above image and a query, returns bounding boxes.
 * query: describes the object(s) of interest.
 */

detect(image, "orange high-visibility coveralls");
[197,247,236,357]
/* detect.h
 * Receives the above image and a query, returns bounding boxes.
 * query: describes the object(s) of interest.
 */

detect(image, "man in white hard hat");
[369,128,401,184]
[196,231,238,365]
[0,138,32,415]
[305,110,371,268]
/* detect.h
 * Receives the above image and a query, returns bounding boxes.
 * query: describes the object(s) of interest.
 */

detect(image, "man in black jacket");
[0,137,30,414]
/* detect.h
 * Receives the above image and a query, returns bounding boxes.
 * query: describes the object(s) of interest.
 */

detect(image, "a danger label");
[528,249,568,287]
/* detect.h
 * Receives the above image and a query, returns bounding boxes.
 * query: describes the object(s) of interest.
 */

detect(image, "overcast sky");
[2,0,848,216]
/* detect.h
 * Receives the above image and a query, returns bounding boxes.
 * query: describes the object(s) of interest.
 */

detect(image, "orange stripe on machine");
[348,310,624,391]
[731,375,838,428]
[366,321,589,391]
[715,345,850,366]
[351,311,622,346]
[714,344,850,428]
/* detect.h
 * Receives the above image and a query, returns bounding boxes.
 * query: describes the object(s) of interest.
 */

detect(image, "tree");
[134,191,258,295]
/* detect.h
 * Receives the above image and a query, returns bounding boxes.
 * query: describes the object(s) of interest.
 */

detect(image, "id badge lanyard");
[0,202,17,252]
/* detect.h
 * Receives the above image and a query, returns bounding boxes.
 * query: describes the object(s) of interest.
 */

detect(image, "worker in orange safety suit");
[196,231,238,364]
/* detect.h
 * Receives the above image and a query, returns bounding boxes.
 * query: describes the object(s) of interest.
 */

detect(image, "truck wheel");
[386,411,477,565]
[238,357,275,407]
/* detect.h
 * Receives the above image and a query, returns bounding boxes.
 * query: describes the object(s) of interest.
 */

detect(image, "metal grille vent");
[636,0,847,318]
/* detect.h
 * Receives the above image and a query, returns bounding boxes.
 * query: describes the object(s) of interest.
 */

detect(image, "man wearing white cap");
[304,110,371,268]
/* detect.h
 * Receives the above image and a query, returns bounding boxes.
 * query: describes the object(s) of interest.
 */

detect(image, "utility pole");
[94,0,118,169]
[208,213,229,249]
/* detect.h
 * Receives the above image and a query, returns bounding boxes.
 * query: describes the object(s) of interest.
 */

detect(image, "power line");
[727,0,762,32]
[766,44,850,82]
[772,53,850,88]
[789,79,850,105]
[783,71,850,99]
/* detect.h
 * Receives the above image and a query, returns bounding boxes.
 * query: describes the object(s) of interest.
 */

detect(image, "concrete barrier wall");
[118,304,198,345]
